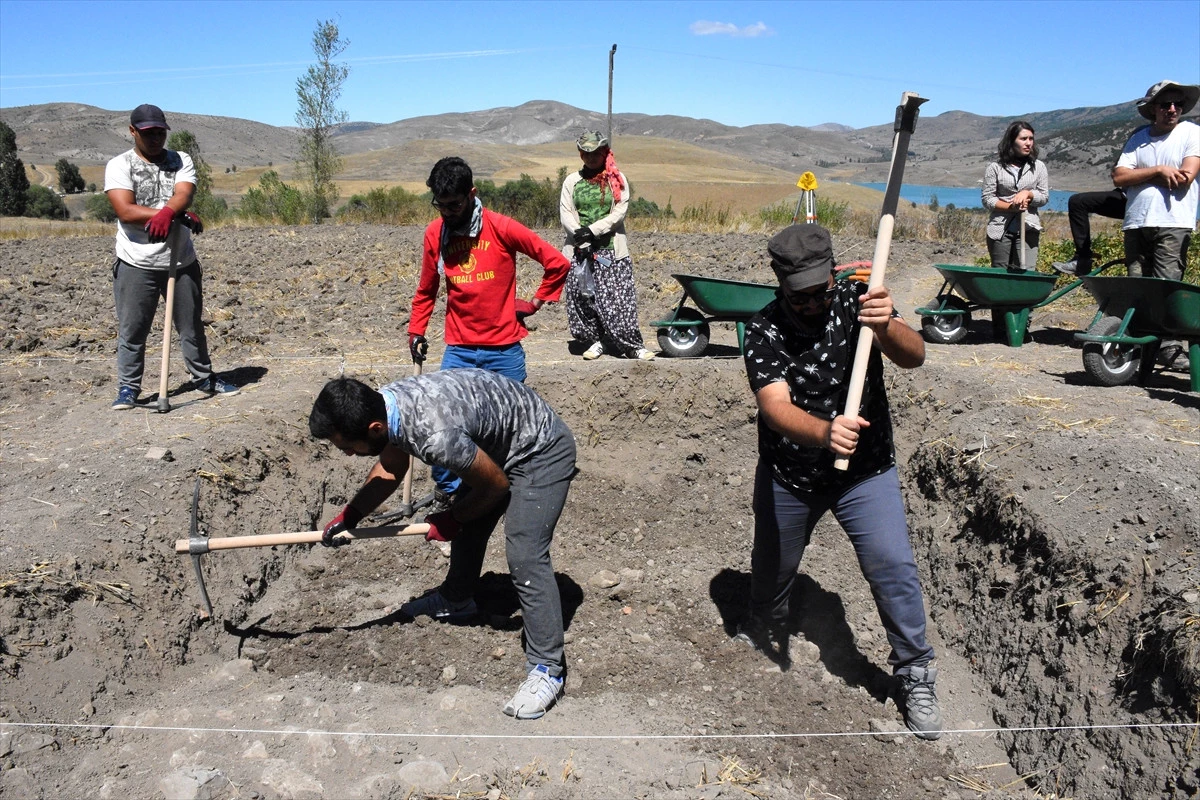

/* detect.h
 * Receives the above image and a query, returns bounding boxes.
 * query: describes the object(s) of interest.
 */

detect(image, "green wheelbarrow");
[1077,276,1200,392]
[916,261,1118,347]
[650,273,778,358]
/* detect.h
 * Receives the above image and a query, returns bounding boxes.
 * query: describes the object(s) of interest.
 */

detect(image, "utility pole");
[607,44,617,142]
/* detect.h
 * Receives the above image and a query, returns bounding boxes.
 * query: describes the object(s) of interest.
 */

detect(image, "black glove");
[573,227,596,248]
[408,334,428,364]
[181,211,204,234]
[322,505,364,548]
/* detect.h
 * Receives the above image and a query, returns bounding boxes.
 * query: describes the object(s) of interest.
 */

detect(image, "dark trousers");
[112,259,213,391]
[750,462,934,671]
[1067,189,1125,262]
[440,421,576,675]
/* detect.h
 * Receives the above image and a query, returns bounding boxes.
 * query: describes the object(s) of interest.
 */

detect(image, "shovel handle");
[175,523,430,553]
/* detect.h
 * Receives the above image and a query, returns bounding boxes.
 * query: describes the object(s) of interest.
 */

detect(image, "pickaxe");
[175,477,428,619]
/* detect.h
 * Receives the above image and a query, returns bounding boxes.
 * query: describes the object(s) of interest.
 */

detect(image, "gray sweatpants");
[440,420,576,676]
[112,259,214,391]
[749,462,934,672]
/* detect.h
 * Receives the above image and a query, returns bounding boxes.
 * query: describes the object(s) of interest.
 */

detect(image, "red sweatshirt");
[409,208,569,346]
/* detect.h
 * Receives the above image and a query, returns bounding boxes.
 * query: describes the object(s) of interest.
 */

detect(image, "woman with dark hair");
[981,121,1050,270]
[559,131,654,360]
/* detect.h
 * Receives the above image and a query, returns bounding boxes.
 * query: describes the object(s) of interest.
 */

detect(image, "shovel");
[834,91,927,472]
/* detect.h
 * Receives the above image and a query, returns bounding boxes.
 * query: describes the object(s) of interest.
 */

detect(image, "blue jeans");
[432,343,527,495]
[749,462,934,672]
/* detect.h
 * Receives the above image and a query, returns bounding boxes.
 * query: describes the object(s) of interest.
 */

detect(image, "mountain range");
[1,98,1165,192]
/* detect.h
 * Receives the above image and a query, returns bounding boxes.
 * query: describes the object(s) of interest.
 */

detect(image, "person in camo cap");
[736,223,943,740]
[309,369,575,720]
[559,130,655,360]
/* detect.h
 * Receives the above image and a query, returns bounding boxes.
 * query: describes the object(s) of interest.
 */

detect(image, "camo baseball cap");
[576,130,609,152]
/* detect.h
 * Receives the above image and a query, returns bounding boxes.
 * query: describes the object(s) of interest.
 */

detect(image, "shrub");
[85,193,117,222]
[237,170,306,224]
[24,184,69,219]
[679,200,731,227]
[628,196,672,218]
[934,207,984,244]
[476,173,560,228]
[337,185,432,224]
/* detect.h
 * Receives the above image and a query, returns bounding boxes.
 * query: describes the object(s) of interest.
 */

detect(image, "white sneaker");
[633,347,655,361]
[582,342,604,360]
[503,664,563,719]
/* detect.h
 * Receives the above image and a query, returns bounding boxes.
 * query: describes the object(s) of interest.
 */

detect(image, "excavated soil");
[1,225,1198,800]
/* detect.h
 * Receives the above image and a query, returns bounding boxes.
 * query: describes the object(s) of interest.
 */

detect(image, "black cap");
[130,104,170,131]
[768,225,835,291]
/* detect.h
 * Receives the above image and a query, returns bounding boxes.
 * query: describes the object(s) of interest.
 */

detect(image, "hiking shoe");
[895,665,943,740]
[112,386,139,410]
[427,488,458,515]
[195,375,240,396]
[582,341,604,360]
[503,664,564,719]
[399,589,477,623]
[632,347,656,361]
[1051,259,1080,276]
[1157,342,1191,372]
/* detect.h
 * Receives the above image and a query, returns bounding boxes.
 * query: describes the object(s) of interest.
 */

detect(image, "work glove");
[181,211,204,234]
[424,510,460,543]
[573,227,595,248]
[322,504,364,548]
[408,334,428,364]
[145,206,177,242]
[514,298,538,322]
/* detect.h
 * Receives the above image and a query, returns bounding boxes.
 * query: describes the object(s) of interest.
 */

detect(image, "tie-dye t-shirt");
[380,368,568,474]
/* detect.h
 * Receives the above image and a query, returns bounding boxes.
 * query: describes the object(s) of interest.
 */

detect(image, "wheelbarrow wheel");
[920,295,970,344]
[656,308,711,358]
[1082,315,1141,387]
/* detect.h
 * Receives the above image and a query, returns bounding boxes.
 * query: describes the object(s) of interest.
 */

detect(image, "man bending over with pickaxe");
[309,369,575,719]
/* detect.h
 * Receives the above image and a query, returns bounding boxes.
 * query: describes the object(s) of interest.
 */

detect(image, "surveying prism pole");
[792,171,819,224]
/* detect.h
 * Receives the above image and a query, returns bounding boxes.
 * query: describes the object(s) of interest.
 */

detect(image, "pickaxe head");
[186,476,214,620]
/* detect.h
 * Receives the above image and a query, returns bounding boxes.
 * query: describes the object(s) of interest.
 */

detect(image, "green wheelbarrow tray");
[916,261,1114,348]
[1076,276,1200,392]
[650,273,778,358]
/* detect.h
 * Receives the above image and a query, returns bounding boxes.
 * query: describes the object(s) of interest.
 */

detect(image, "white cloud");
[690,20,772,38]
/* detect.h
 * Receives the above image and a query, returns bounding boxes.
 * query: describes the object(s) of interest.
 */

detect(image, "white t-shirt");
[103,148,197,269]
[1116,120,1200,230]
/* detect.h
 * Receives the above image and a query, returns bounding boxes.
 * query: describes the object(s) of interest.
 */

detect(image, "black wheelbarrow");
[1077,276,1200,392]
[916,261,1118,347]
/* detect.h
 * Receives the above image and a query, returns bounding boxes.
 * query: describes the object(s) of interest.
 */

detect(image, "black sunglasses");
[1157,100,1184,110]
[781,284,837,306]
[431,196,470,212]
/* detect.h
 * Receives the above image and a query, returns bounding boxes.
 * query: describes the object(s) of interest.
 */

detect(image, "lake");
[856,183,1075,213]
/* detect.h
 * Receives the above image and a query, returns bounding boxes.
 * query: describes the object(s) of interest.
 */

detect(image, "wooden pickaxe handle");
[176,523,430,553]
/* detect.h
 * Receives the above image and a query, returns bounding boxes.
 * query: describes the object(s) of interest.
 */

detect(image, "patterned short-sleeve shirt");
[743,281,895,493]
[380,369,569,474]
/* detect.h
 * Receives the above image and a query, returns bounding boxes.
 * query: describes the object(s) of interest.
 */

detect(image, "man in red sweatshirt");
[408,156,570,510]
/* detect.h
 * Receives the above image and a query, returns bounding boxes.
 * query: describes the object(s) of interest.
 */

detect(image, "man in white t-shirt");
[103,103,238,410]
[1112,80,1200,282]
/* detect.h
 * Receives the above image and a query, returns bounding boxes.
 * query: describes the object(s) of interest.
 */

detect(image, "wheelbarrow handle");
[175,523,430,553]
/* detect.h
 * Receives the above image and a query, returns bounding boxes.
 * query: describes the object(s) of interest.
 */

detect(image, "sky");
[1,0,1198,131]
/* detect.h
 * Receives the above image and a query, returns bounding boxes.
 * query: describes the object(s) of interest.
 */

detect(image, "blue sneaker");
[503,664,564,719]
[195,375,240,396]
[112,386,139,410]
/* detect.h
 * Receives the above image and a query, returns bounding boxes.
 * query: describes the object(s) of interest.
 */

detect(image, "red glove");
[145,206,176,242]
[322,504,364,548]
[424,510,460,542]
[514,298,538,321]
[181,211,204,234]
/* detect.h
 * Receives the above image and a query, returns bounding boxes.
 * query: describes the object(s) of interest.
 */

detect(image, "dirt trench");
[3,226,1199,799]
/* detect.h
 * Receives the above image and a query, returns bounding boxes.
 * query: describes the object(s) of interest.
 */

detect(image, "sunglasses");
[431,195,470,212]
[782,284,837,307]
[1157,100,1184,110]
